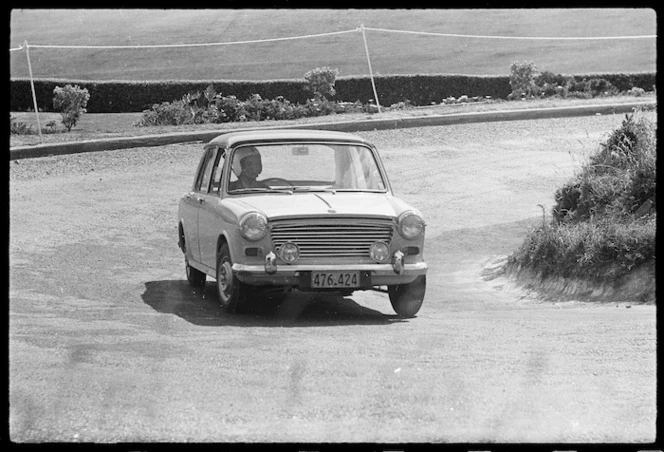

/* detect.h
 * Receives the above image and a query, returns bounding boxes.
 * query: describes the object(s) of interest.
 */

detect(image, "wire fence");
[9,25,656,51]
[10,25,657,144]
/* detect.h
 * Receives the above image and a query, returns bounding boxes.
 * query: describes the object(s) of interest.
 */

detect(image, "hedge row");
[9,72,656,114]
[9,78,312,114]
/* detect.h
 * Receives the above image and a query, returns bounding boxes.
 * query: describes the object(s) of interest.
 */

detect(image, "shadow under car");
[141,280,406,327]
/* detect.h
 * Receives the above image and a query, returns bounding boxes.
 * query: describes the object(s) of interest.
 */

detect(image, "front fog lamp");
[279,242,300,263]
[370,241,390,263]
[239,212,268,241]
[398,212,425,239]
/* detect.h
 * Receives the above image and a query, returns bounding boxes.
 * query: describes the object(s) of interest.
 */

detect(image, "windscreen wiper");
[229,187,293,194]
[292,187,337,194]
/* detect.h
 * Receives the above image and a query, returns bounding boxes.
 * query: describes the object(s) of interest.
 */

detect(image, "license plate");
[311,271,360,288]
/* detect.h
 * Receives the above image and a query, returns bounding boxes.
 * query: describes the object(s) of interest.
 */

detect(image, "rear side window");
[194,147,219,193]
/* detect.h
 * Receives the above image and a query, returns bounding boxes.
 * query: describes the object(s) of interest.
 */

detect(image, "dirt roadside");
[9,114,657,442]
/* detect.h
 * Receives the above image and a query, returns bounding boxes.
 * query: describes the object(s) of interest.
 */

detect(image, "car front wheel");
[388,275,426,318]
[216,243,248,313]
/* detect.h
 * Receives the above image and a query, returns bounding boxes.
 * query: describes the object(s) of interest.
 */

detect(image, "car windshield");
[228,143,387,193]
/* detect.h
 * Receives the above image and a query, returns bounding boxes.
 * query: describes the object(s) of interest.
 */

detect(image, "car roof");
[204,128,373,150]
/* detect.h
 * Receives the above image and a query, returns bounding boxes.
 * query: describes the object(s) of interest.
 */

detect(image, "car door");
[196,147,224,270]
[181,147,217,264]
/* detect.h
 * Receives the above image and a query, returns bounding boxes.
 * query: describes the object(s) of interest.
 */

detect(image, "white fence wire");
[9,26,656,51]
[10,25,657,144]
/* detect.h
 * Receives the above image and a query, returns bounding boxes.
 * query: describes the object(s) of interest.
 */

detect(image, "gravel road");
[9,114,657,443]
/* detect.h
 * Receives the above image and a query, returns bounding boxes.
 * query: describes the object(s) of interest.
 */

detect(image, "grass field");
[9,9,657,81]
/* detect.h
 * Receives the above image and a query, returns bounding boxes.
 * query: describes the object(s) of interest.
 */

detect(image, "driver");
[229,146,269,191]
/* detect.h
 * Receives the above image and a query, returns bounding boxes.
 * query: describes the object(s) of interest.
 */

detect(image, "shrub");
[52,84,90,132]
[44,120,61,134]
[135,84,372,126]
[213,94,244,123]
[586,78,619,97]
[508,61,539,100]
[335,100,366,114]
[304,67,339,99]
[301,96,342,117]
[553,110,656,223]
[388,100,413,110]
[536,70,568,87]
[134,100,192,126]
[10,115,34,135]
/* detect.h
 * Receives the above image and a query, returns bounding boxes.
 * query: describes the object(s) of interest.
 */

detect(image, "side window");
[193,150,209,191]
[210,166,223,195]
[197,148,218,193]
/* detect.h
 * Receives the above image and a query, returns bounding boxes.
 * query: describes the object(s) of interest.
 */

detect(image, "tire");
[388,275,426,318]
[185,258,207,287]
[216,243,248,313]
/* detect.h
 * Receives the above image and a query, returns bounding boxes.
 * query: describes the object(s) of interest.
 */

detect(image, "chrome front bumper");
[232,251,427,287]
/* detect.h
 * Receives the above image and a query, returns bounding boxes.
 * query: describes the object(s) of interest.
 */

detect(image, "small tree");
[508,61,539,100]
[53,84,90,132]
[304,67,339,99]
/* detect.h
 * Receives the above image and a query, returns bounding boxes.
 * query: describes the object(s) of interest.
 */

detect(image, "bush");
[509,110,656,283]
[388,100,413,110]
[563,77,619,98]
[134,100,194,126]
[10,115,34,135]
[627,87,646,97]
[304,67,339,99]
[553,111,656,222]
[508,61,539,99]
[53,84,90,131]
[135,83,371,127]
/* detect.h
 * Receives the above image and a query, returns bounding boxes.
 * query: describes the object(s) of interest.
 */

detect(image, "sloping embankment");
[483,258,656,304]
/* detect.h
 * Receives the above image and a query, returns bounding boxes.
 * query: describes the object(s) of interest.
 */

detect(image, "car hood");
[224,192,416,220]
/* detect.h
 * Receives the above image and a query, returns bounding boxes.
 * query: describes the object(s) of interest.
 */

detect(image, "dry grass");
[10,9,656,81]
[508,110,656,287]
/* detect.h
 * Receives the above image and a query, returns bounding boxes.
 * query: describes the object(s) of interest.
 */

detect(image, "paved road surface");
[9,114,656,443]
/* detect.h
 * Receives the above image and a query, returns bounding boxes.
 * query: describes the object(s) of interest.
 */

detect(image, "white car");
[178,129,427,317]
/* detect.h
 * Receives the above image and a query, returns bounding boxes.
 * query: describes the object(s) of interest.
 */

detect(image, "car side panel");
[179,195,201,262]
[198,196,221,270]
[198,196,239,270]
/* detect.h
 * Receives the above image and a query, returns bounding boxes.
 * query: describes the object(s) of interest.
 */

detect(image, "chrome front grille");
[270,219,394,259]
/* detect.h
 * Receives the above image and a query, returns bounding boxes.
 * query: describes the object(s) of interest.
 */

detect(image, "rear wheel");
[388,275,426,318]
[216,243,248,313]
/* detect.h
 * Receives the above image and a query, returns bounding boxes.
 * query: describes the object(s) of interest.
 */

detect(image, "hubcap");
[217,259,233,301]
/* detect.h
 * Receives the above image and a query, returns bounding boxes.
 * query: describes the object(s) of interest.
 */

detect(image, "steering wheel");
[262,177,295,187]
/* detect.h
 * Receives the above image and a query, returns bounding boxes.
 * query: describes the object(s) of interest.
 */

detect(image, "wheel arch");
[216,233,230,259]
[178,221,186,252]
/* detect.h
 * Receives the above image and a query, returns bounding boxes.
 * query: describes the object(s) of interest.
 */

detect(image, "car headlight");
[397,211,425,239]
[239,212,268,241]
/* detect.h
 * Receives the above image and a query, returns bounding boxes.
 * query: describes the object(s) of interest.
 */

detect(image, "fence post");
[360,24,382,113]
[24,41,44,144]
